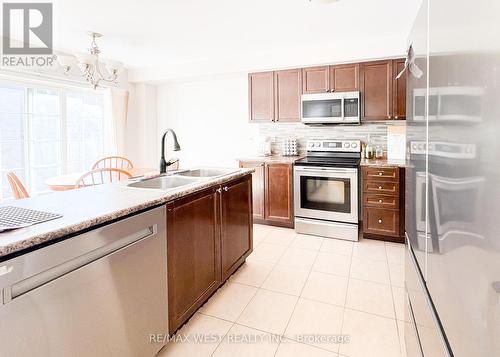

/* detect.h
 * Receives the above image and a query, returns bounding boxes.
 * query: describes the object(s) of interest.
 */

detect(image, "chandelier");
[56,32,123,89]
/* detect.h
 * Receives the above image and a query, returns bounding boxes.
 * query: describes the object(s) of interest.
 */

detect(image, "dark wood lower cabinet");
[265,163,293,227]
[166,174,252,335]
[220,177,253,281]
[240,161,265,220]
[239,161,294,228]
[362,166,405,243]
[166,188,221,335]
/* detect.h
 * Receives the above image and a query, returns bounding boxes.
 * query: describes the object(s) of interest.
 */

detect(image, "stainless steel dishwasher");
[0,206,168,357]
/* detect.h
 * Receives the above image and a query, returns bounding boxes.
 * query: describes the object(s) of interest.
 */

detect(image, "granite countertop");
[0,168,253,261]
[360,158,407,168]
[237,155,303,164]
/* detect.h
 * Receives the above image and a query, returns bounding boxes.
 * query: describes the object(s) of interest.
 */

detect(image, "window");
[0,82,106,199]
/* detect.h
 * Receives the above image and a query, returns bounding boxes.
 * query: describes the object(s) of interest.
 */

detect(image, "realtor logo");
[2,3,53,55]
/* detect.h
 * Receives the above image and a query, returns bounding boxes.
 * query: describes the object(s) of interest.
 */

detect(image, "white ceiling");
[51,0,422,82]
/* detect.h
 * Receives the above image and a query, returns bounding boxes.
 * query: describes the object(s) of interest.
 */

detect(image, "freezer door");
[424,0,500,355]
[405,0,429,279]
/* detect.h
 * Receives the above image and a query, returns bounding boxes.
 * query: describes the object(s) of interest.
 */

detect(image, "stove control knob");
[315,142,321,148]
[308,142,314,148]
[351,142,358,148]
[344,142,351,148]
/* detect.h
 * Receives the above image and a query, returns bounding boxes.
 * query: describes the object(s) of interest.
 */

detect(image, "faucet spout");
[160,129,181,174]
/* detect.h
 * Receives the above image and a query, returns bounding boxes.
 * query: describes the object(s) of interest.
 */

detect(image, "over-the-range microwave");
[301,91,360,125]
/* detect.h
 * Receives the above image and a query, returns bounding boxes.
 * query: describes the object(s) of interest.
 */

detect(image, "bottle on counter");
[375,145,384,159]
[365,136,374,159]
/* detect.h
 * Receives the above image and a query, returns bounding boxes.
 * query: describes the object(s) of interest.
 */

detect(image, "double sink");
[128,168,238,190]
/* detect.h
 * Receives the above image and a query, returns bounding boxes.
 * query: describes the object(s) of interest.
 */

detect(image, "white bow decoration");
[396,45,423,79]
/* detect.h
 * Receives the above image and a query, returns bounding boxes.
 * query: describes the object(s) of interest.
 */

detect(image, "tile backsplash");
[258,121,406,156]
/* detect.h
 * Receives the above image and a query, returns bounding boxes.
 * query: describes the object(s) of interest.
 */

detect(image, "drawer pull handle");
[378,172,383,176]
[378,219,383,223]
[378,186,382,190]
[378,199,383,203]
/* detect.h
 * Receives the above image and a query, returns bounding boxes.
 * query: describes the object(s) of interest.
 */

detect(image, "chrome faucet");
[160,129,181,174]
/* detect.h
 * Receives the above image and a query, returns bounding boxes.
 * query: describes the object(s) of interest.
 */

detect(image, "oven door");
[294,166,358,223]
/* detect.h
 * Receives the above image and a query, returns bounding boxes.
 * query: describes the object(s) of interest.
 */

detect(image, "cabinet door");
[363,207,399,237]
[265,163,293,226]
[330,63,359,92]
[393,58,407,120]
[302,66,329,94]
[249,71,274,122]
[275,69,302,122]
[360,60,393,120]
[239,161,265,220]
[167,188,221,334]
[220,176,253,281]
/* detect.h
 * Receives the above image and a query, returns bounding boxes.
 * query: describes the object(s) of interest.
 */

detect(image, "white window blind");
[0,82,106,199]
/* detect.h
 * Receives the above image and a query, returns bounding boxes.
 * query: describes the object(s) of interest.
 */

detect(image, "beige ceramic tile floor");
[158,224,406,357]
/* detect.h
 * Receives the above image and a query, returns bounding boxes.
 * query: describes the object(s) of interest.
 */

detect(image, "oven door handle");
[295,166,358,174]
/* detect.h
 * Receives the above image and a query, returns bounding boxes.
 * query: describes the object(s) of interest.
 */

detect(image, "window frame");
[0,79,107,199]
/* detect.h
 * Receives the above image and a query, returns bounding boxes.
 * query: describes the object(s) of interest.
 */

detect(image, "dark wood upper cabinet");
[393,59,407,120]
[249,71,274,122]
[302,66,329,94]
[167,187,221,334]
[250,58,407,123]
[265,163,293,226]
[274,69,302,122]
[360,60,393,121]
[330,63,359,92]
[220,176,253,281]
[239,161,265,220]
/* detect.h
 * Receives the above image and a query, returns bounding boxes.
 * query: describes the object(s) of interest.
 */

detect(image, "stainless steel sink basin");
[175,168,237,178]
[128,175,200,190]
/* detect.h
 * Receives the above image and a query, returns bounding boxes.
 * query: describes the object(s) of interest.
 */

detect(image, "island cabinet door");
[220,175,253,282]
[265,163,294,227]
[166,188,221,334]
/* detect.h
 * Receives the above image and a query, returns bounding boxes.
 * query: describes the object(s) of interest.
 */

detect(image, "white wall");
[157,74,259,168]
[126,83,158,168]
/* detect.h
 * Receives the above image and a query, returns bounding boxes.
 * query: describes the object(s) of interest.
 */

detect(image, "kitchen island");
[0,168,253,260]
[0,168,254,357]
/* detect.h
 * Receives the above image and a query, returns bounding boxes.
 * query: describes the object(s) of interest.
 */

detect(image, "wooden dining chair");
[74,168,132,189]
[92,156,134,170]
[6,172,30,199]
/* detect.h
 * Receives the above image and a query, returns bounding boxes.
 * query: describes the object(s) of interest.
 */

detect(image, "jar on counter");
[375,145,384,159]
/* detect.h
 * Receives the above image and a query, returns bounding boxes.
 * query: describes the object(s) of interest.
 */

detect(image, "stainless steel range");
[294,139,361,241]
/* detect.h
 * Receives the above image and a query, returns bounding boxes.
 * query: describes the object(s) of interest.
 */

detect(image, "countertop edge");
[0,169,254,261]
[360,159,407,168]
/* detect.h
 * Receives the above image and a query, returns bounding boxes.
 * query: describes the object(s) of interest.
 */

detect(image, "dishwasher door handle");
[3,225,157,304]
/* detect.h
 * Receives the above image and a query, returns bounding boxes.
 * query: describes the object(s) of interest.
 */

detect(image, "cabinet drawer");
[363,167,399,182]
[364,193,399,209]
[363,208,399,237]
[364,181,399,195]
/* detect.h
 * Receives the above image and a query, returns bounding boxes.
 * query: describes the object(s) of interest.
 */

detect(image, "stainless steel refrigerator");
[405,0,500,356]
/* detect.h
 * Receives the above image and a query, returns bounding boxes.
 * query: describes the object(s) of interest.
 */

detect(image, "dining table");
[45,168,159,191]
